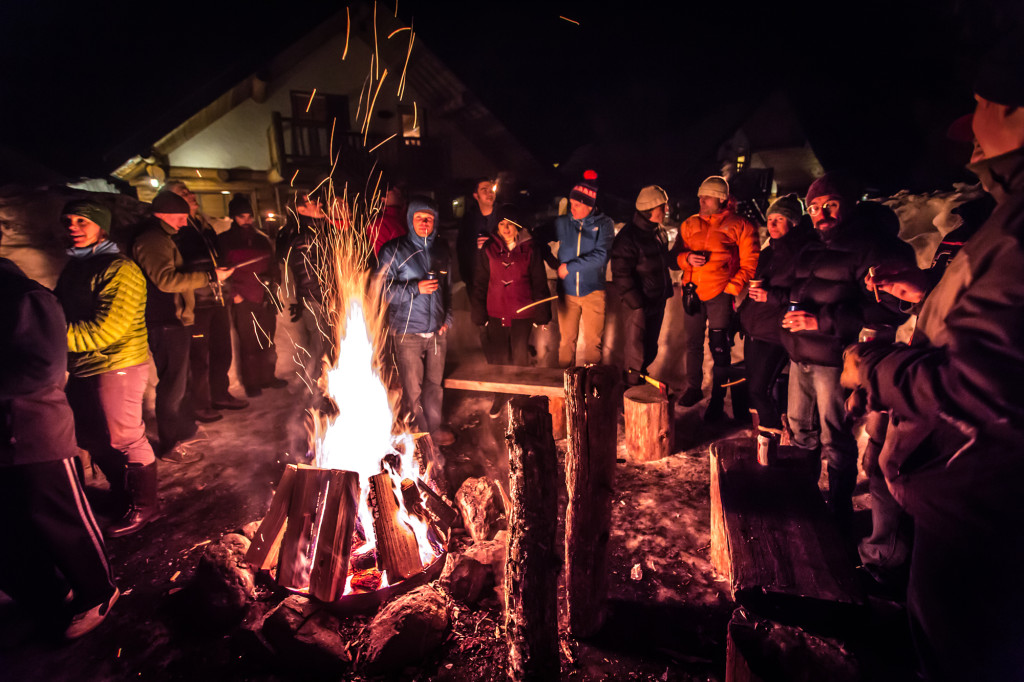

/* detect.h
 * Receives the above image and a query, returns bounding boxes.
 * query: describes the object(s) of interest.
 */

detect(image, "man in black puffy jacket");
[780,172,915,523]
[610,185,675,384]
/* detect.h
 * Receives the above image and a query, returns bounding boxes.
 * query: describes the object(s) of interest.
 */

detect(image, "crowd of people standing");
[1,34,1022,682]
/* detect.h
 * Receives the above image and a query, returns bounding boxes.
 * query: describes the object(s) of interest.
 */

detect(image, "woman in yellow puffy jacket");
[673,176,759,418]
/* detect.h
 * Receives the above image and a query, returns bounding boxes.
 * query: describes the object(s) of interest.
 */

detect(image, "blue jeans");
[392,332,447,433]
[787,361,858,505]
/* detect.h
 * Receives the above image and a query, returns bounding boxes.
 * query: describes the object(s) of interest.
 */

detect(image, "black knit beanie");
[151,191,191,215]
[228,193,253,217]
[765,193,803,224]
[806,171,862,205]
[569,170,599,207]
[62,199,111,233]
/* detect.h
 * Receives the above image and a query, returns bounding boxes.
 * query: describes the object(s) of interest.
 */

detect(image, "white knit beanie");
[635,185,669,212]
[697,176,729,201]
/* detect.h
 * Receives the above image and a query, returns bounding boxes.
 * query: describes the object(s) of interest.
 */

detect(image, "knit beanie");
[697,176,729,201]
[62,199,111,233]
[974,30,1024,107]
[765,193,803,224]
[635,185,669,212]
[569,170,599,207]
[151,191,191,215]
[493,203,524,230]
[228,193,253,217]
[805,171,862,205]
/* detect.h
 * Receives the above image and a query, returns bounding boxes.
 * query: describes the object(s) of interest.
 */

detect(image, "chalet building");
[110,4,548,226]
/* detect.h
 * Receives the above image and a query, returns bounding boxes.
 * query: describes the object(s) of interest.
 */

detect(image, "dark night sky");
[1,0,1022,193]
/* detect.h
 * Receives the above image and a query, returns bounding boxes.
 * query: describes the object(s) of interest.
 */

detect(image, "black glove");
[289,302,304,323]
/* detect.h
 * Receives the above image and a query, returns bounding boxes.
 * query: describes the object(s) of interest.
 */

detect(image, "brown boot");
[107,463,160,538]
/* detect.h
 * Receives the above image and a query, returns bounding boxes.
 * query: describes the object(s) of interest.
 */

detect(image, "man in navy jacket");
[377,197,455,446]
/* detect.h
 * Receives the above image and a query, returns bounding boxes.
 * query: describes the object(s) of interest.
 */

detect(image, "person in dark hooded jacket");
[738,193,814,437]
[470,204,551,416]
[610,185,675,384]
[377,197,455,446]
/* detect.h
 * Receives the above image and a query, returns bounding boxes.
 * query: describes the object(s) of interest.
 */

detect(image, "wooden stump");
[505,396,559,681]
[564,364,619,638]
[623,385,674,462]
[548,395,566,440]
[246,464,299,570]
[308,470,360,602]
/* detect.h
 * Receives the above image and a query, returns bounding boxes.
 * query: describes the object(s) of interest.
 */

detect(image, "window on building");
[399,105,424,145]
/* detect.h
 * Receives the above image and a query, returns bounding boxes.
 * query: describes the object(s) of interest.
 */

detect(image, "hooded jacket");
[220,220,276,304]
[554,209,614,297]
[674,208,760,301]
[780,202,916,367]
[857,146,1024,535]
[1,258,79,467]
[377,201,453,335]
[55,240,149,377]
[470,229,550,327]
[738,219,816,343]
[610,212,674,309]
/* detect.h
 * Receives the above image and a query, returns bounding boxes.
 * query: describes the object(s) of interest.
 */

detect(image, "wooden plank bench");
[710,438,865,628]
[444,364,566,438]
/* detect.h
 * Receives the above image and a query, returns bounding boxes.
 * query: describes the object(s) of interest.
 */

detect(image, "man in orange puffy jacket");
[674,176,759,417]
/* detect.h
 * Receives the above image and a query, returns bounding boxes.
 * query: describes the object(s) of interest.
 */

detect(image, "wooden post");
[564,365,619,638]
[623,385,674,462]
[308,469,360,602]
[367,472,423,582]
[245,464,298,570]
[505,396,559,681]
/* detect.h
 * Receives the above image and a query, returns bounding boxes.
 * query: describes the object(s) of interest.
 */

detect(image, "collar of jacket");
[698,209,733,228]
[66,239,120,260]
[570,209,604,231]
[157,218,178,236]
[631,212,659,231]
[967,146,1024,204]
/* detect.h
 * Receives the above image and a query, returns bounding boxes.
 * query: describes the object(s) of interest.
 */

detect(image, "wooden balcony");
[268,112,448,189]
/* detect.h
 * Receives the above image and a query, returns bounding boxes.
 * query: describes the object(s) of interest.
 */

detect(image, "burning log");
[413,432,449,498]
[505,396,559,681]
[623,384,675,462]
[245,464,298,570]
[564,365,618,638]
[308,469,360,602]
[367,472,423,582]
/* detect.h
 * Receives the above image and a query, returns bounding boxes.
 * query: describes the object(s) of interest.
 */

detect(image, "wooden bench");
[444,364,566,438]
[710,438,865,627]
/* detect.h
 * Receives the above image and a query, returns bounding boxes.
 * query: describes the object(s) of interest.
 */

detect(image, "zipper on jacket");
[575,223,582,296]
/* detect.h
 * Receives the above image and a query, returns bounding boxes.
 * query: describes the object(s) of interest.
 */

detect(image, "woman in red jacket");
[470,204,552,417]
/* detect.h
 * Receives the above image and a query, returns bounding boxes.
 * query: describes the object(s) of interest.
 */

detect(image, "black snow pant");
[149,322,197,453]
[232,300,278,392]
[0,458,116,611]
[622,302,666,384]
[189,304,233,409]
[744,337,789,430]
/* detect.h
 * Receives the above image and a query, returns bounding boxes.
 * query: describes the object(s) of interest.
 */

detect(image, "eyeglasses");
[807,201,841,216]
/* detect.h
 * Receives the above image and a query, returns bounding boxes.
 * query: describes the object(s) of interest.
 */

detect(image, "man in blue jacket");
[377,197,456,446]
[554,171,615,366]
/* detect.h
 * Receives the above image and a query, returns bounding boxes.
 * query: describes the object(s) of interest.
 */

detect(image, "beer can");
[756,433,775,466]
[787,300,802,313]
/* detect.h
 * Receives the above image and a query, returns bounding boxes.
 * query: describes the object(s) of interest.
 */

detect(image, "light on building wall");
[221,191,231,195]
[149,177,160,188]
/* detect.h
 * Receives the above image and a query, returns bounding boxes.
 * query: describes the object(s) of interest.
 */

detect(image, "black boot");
[826,465,857,529]
[107,463,160,538]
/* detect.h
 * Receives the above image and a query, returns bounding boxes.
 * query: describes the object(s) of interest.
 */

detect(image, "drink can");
[425,271,438,281]
[787,300,802,313]
[749,278,763,289]
[858,327,877,343]
[756,433,777,466]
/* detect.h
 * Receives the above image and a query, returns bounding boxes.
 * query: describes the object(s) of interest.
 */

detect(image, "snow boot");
[107,462,160,538]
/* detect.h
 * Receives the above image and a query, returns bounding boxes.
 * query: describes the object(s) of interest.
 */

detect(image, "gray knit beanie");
[766,193,803,224]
